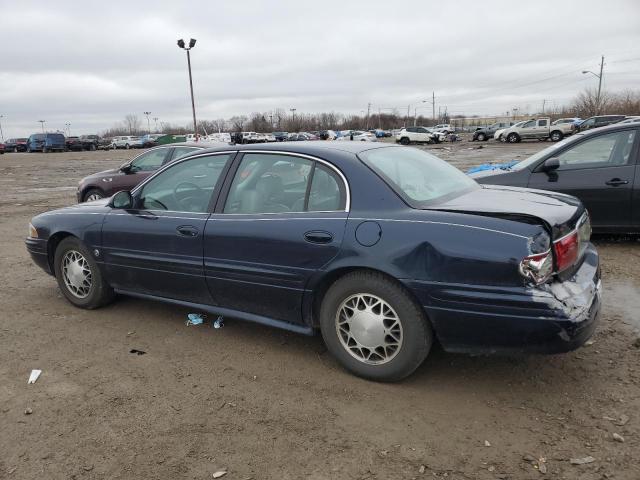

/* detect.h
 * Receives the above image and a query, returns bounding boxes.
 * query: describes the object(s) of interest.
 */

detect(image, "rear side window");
[223,154,345,214]
[361,147,478,206]
[538,119,548,127]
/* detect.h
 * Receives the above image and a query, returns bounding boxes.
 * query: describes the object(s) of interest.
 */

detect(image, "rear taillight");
[519,251,553,285]
[553,230,579,272]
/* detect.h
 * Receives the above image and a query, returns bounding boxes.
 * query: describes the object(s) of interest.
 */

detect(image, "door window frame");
[214,151,351,215]
[130,150,238,213]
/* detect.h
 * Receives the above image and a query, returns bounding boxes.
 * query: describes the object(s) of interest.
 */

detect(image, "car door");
[527,128,638,229]
[535,118,549,139]
[416,127,431,142]
[203,152,349,324]
[101,151,236,302]
[518,120,536,139]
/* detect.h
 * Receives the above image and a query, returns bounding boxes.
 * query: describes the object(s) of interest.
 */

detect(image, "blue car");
[27,133,66,152]
[25,143,600,381]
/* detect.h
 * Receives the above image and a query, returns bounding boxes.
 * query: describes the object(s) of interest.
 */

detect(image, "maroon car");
[77,143,204,202]
[0,142,5,154]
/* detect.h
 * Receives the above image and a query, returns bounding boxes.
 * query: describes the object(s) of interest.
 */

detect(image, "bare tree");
[229,115,247,132]
[124,114,141,135]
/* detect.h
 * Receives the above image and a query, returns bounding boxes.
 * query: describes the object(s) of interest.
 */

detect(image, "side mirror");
[119,162,132,173]
[110,190,133,209]
[542,157,560,171]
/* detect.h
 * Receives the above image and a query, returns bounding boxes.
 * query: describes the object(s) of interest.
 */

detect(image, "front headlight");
[28,223,38,238]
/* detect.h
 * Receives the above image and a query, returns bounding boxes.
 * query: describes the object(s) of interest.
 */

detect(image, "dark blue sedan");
[26,143,601,381]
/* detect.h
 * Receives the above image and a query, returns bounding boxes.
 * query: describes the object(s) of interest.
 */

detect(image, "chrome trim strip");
[349,217,528,239]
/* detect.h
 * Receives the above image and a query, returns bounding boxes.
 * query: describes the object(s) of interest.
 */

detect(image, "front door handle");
[605,178,629,186]
[176,225,199,237]
[304,230,333,244]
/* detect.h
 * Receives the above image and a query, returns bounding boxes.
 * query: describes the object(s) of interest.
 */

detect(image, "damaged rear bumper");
[404,243,601,355]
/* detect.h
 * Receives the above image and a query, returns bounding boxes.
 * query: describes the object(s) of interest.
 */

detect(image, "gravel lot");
[1,139,639,480]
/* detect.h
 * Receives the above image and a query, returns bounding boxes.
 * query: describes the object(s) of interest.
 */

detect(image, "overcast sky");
[1,0,639,138]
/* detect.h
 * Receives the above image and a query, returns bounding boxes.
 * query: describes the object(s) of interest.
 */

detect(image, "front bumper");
[404,243,601,354]
[25,237,52,275]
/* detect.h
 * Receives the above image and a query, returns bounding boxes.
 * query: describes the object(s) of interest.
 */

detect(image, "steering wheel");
[173,182,204,210]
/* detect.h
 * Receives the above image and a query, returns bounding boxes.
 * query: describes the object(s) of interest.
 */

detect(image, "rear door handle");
[304,230,333,244]
[176,225,199,237]
[605,178,629,186]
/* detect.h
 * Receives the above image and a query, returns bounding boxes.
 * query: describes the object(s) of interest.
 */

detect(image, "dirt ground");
[1,138,639,480]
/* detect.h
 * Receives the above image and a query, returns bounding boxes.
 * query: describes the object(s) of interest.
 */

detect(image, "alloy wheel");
[335,293,403,365]
[62,250,92,298]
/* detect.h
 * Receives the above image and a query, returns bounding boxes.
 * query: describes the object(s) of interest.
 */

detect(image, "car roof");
[572,121,639,138]
[195,140,395,158]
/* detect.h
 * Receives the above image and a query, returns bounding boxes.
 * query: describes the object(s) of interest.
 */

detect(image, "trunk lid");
[430,184,585,240]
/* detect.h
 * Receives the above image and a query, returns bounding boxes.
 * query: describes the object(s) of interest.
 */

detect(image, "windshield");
[360,147,479,207]
[511,134,583,171]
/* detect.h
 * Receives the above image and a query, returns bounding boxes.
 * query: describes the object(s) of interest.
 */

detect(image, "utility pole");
[38,120,46,133]
[582,55,605,114]
[0,115,4,141]
[290,108,296,130]
[597,55,604,112]
[432,91,435,120]
[65,122,71,136]
[541,99,546,115]
[153,117,159,132]
[378,108,382,129]
[365,102,371,130]
[143,111,151,133]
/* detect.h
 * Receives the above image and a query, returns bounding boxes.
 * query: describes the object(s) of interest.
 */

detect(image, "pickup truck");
[500,117,574,143]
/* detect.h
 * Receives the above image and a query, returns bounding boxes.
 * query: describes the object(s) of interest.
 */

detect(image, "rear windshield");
[360,147,479,207]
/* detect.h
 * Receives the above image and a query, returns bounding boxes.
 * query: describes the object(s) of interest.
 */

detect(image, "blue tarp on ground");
[467,160,519,174]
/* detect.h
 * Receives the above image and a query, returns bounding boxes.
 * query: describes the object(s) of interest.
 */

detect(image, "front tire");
[54,237,114,309]
[83,188,104,202]
[125,143,130,149]
[507,133,520,143]
[319,271,433,382]
[476,133,486,141]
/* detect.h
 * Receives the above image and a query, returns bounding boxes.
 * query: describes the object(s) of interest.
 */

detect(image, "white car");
[336,130,377,142]
[432,123,454,134]
[394,126,442,145]
[264,133,277,142]
[110,136,143,149]
[206,132,231,143]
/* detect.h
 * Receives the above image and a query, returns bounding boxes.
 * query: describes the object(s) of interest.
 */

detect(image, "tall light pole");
[65,122,71,136]
[143,111,151,133]
[413,100,429,126]
[365,102,372,130]
[582,55,605,114]
[177,38,198,141]
[38,120,46,133]
[0,115,4,141]
[290,108,296,130]
[153,117,159,132]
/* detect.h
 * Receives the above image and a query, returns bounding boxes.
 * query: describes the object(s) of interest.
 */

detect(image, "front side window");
[361,147,478,207]
[171,146,201,160]
[224,154,345,214]
[130,148,170,172]
[139,154,231,212]
[555,130,637,171]
[581,118,595,128]
[522,120,535,128]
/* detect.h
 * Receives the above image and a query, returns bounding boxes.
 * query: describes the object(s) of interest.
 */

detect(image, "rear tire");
[90,143,96,151]
[319,271,433,382]
[13,147,18,153]
[54,237,114,309]
[399,137,410,145]
[550,130,563,142]
[125,144,130,149]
